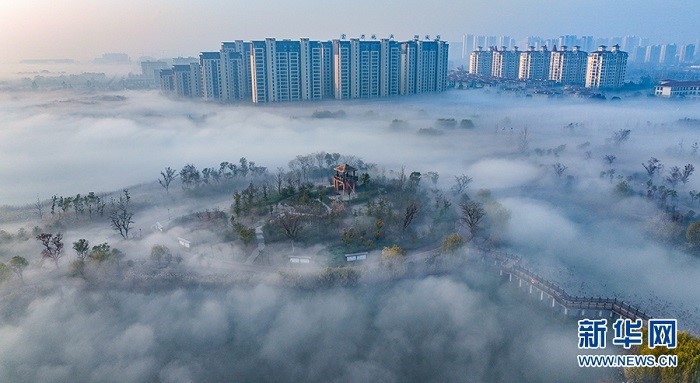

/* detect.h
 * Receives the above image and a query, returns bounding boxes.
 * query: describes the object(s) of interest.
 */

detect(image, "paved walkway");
[244,225,266,265]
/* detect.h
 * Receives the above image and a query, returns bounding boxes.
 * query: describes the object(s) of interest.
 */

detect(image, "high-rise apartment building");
[469,46,493,77]
[159,69,174,93]
[659,44,678,65]
[200,52,222,100]
[585,45,628,89]
[220,41,251,101]
[519,46,550,81]
[679,44,696,63]
[492,46,520,79]
[161,36,448,102]
[380,39,401,96]
[549,45,588,85]
[644,45,661,64]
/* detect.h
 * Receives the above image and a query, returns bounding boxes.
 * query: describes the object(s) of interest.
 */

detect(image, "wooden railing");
[480,247,652,321]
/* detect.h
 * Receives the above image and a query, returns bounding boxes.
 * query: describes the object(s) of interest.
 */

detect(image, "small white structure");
[177,237,191,249]
[153,222,164,232]
[345,252,368,262]
[289,256,311,264]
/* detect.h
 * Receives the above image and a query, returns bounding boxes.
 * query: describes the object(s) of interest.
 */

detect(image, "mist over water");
[1,87,699,381]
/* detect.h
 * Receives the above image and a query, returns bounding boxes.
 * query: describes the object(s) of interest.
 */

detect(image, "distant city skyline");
[1,0,698,63]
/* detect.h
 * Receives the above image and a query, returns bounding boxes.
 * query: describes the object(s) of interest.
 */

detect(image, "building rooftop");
[658,80,700,87]
[335,164,357,172]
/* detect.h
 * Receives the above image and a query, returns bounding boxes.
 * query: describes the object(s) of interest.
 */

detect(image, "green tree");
[89,243,112,263]
[624,331,700,383]
[9,256,29,280]
[359,172,371,186]
[72,239,90,261]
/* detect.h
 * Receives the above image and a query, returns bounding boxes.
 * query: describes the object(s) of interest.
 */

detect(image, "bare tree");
[34,195,44,220]
[276,167,284,194]
[460,201,486,237]
[666,166,682,189]
[552,163,568,178]
[401,202,419,232]
[603,154,616,166]
[110,189,134,239]
[680,164,695,186]
[642,157,663,178]
[452,174,473,194]
[276,213,305,251]
[158,167,177,194]
[517,127,529,153]
[36,232,64,267]
[397,166,406,190]
[611,129,631,146]
[426,171,439,185]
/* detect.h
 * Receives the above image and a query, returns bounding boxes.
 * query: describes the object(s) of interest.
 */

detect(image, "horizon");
[1,0,698,63]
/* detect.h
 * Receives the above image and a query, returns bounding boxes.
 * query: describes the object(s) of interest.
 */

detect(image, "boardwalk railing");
[479,247,652,321]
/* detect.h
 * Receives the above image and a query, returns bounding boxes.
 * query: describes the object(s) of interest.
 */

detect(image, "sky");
[0,0,698,62]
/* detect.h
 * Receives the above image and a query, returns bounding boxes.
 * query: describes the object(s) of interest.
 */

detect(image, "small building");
[655,80,700,98]
[333,164,358,195]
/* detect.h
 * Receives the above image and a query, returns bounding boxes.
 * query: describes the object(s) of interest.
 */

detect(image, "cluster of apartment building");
[158,36,449,103]
[463,34,696,66]
[469,44,628,88]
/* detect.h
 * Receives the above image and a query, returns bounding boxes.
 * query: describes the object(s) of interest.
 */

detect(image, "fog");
[1,87,699,381]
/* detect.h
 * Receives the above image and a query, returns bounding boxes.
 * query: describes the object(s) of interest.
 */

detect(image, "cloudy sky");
[0,0,698,62]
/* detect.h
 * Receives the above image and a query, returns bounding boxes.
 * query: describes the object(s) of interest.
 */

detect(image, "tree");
[72,239,90,261]
[0,263,11,283]
[34,196,44,220]
[642,157,663,178]
[681,164,695,186]
[36,232,64,267]
[89,243,112,263]
[9,256,29,280]
[460,201,486,237]
[359,172,371,186]
[276,167,284,194]
[604,154,617,166]
[686,221,700,248]
[666,166,682,189]
[110,189,134,239]
[381,245,405,261]
[611,129,631,146]
[159,167,177,194]
[517,127,529,153]
[179,164,200,189]
[442,233,464,254]
[150,245,171,266]
[426,171,439,185]
[276,213,305,251]
[452,174,473,194]
[552,163,568,178]
[408,172,422,189]
[401,202,419,232]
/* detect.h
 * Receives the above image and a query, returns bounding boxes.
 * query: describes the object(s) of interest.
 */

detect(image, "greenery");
[441,233,464,254]
[625,331,700,383]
